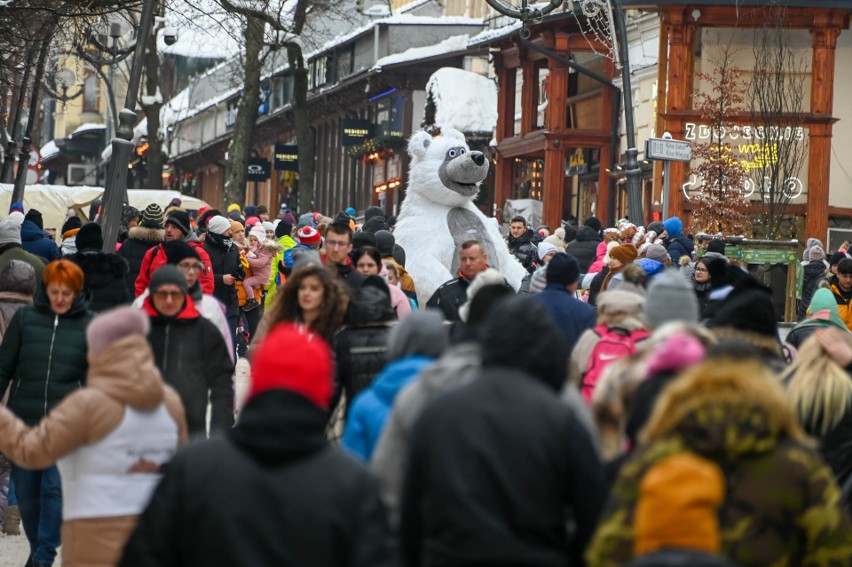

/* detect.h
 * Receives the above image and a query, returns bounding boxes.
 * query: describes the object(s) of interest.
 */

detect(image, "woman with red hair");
[0,258,94,566]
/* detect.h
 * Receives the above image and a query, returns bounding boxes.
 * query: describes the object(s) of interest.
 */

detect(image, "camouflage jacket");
[587,361,852,567]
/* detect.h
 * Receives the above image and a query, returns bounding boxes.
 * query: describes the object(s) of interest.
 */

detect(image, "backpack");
[581,324,649,403]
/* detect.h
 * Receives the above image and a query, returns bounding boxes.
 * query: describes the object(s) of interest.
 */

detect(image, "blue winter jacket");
[636,258,665,278]
[342,355,435,460]
[20,220,61,262]
[530,283,597,356]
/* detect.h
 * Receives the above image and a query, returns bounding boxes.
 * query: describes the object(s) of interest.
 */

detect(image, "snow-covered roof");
[372,34,470,70]
[425,67,497,133]
[72,123,106,135]
[467,21,522,47]
[41,140,59,161]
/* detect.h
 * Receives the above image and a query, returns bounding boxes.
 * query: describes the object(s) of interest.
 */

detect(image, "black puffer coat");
[69,250,132,313]
[144,296,234,436]
[565,226,600,273]
[203,234,240,319]
[799,262,828,320]
[507,228,538,273]
[333,285,397,403]
[0,288,94,425]
[118,226,163,297]
[119,390,395,567]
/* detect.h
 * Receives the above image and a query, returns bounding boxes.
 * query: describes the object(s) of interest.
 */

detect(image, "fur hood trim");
[259,239,284,253]
[128,226,165,244]
[641,357,809,453]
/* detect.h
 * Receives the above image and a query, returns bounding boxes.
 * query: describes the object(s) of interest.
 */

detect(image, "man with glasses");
[323,222,365,289]
[143,265,234,437]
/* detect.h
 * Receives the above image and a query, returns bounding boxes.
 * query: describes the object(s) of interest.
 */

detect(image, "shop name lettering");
[344,128,370,137]
[276,152,297,161]
[684,122,805,142]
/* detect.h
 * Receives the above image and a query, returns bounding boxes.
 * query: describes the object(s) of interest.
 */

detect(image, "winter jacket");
[379,262,412,319]
[586,360,852,567]
[372,341,481,528]
[383,256,416,295]
[426,273,471,322]
[264,234,297,308]
[636,257,665,278]
[60,234,77,256]
[0,334,187,567]
[323,254,367,290]
[588,266,609,307]
[400,366,607,567]
[68,250,133,313]
[0,259,35,335]
[144,295,234,436]
[0,288,94,426]
[587,241,609,275]
[507,228,538,272]
[799,261,829,320]
[694,280,713,314]
[333,315,396,405]
[0,243,45,286]
[244,239,283,286]
[203,235,241,319]
[828,281,852,331]
[666,235,694,263]
[119,390,396,567]
[342,355,434,461]
[531,282,597,356]
[118,226,163,297]
[135,238,214,298]
[566,226,601,273]
[20,219,61,262]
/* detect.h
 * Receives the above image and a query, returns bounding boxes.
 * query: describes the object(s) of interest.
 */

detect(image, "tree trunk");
[223,15,264,208]
[144,13,164,188]
[287,44,314,215]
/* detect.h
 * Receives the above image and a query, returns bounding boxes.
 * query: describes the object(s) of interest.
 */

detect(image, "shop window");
[337,47,353,79]
[537,65,549,129]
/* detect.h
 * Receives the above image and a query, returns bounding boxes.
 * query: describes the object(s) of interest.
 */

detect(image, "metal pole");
[101,0,158,252]
[611,0,644,225]
[663,160,670,218]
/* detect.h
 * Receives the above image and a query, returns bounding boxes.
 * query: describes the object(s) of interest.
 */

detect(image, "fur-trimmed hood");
[641,357,808,457]
[127,225,164,244]
[257,239,283,254]
[69,251,129,288]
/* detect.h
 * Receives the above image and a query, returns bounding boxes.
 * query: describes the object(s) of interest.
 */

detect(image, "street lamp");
[100,0,158,252]
[483,0,645,224]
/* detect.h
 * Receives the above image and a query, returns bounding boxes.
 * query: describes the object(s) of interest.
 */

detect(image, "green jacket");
[0,244,45,287]
[587,359,852,567]
[265,234,298,308]
[0,287,94,425]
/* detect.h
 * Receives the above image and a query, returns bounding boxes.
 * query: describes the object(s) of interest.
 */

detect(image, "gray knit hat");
[141,203,164,229]
[644,268,699,330]
[0,220,21,245]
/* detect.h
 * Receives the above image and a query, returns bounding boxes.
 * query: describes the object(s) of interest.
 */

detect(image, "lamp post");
[100,0,158,252]
[484,0,645,224]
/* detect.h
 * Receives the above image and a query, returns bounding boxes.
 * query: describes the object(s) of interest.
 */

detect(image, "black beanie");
[25,209,43,230]
[362,215,389,234]
[583,216,602,233]
[708,277,777,338]
[165,211,191,236]
[149,265,188,295]
[61,216,83,235]
[374,230,395,257]
[481,296,568,390]
[275,220,293,238]
[76,222,103,251]
[646,221,665,235]
[706,239,726,254]
[365,206,384,221]
[164,240,200,265]
[546,252,581,286]
[830,251,847,266]
[352,231,377,251]
[333,211,351,226]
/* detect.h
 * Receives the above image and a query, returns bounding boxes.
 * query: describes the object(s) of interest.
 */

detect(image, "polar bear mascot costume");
[394,129,526,304]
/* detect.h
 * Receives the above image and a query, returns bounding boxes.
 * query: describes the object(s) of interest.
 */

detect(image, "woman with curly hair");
[257,263,349,344]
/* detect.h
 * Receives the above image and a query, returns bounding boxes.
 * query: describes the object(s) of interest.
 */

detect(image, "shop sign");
[247,158,271,181]
[342,119,374,147]
[566,148,588,176]
[274,144,298,171]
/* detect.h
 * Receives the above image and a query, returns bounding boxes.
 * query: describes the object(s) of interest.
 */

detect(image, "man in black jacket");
[400,296,606,567]
[203,215,240,335]
[120,322,395,567]
[506,215,538,273]
[426,240,490,322]
[565,221,602,274]
[142,266,234,436]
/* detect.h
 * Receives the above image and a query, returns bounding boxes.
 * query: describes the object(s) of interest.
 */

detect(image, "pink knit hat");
[87,306,150,357]
[644,332,705,379]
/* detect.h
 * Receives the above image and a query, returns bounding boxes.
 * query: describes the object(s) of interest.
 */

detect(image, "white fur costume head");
[407,129,489,208]
[395,129,527,305]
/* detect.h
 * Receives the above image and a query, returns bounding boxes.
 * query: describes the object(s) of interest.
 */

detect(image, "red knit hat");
[298,226,321,245]
[248,323,333,408]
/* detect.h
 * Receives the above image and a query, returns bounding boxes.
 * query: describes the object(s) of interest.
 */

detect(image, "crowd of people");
[1,200,852,566]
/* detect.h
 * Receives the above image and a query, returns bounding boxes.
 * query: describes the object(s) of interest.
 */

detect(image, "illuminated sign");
[342,119,374,147]
[274,144,298,171]
[247,158,271,181]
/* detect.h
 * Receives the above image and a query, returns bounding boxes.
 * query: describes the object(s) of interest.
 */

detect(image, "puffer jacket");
[0,288,94,425]
[566,226,601,273]
[69,250,132,313]
[203,233,240,319]
[0,259,36,335]
[118,226,163,297]
[799,261,828,320]
[0,334,187,567]
[20,219,61,262]
[264,234,298,308]
[144,295,234,436]
[586,359,852,567]
[135,236,214,297]
[828,281,852,331]
[342,355,434,460]
[507,228,539,273]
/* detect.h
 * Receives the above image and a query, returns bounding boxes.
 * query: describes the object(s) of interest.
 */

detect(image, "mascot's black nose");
[470,151,485,166]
